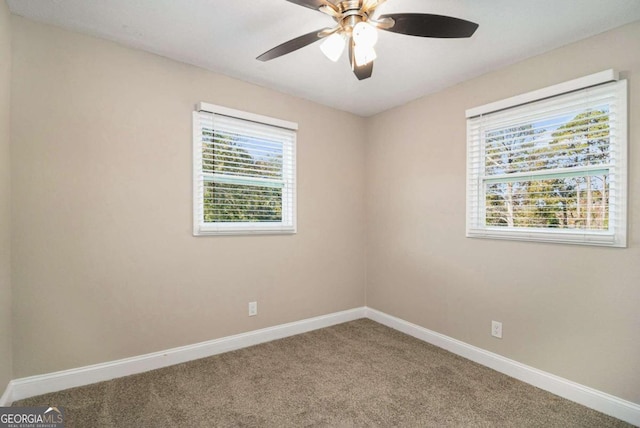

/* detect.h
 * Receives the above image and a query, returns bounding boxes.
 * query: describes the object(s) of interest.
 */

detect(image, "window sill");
[466,228,625,247]
[194,224,296,236]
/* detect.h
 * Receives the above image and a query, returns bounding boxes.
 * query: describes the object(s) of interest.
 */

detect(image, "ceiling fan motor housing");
[336,1,369,34]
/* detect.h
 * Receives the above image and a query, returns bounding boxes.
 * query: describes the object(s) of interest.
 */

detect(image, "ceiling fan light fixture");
[352,21,378,47]
[320,32,346,62]
[354,44,377,67]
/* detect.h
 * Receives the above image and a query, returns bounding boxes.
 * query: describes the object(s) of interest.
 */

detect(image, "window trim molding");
[197,102,298,131]
[466,71,628,247]
[193,103,297,236]
[465,69,619,119]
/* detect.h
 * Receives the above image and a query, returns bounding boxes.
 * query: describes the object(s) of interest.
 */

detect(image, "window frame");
[466,70,628,247]
[193,102,297,236]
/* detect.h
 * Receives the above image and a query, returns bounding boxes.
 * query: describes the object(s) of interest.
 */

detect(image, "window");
[193,103,297,235]
[466,70,627,247]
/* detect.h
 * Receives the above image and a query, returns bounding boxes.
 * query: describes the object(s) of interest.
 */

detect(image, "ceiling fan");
[257,0,479,80]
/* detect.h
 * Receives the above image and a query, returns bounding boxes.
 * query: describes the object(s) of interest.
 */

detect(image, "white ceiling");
[7,0,640,116]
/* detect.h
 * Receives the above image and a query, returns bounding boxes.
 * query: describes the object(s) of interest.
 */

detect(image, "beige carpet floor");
[14,319,632,427]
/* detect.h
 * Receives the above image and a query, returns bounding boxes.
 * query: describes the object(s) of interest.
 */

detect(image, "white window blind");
[466,74,627,247]
[193,103,297,235]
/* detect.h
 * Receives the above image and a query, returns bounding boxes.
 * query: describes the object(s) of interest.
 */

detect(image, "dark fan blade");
[349,39,373,81]
[257,29,327,62]
[286,0,334,12]
[379,13,478,38]
[354,60,373,80]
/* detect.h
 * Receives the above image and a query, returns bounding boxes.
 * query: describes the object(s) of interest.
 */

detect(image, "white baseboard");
[0,382,11,407]
[365,307,640,427]
[2,306,638,426]
[6,307,366,404]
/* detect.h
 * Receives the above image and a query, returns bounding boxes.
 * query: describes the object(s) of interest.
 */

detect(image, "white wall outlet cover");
[248,302,257,317]
[491,321,503,338]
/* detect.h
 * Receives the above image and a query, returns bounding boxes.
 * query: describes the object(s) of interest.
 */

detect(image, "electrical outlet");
[491,320,502,338]
[248,301,257,317]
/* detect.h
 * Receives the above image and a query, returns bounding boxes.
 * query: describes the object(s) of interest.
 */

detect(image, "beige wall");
[366,20,640,403]
[0,0,12,389]
[10,16,367,378]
